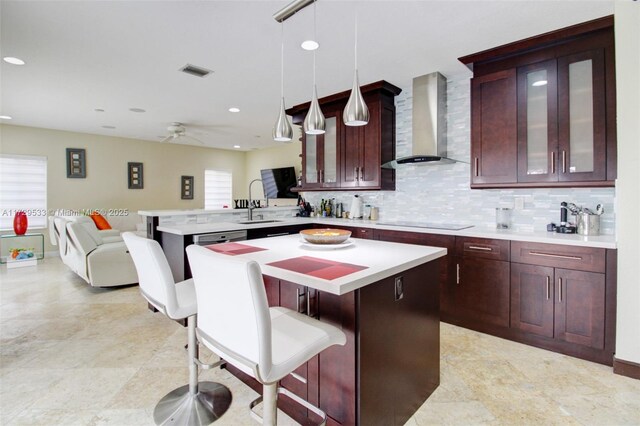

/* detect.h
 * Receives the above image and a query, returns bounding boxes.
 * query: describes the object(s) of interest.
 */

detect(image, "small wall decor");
[66,148,86,178]
[128,162,144,189]
[181,175,194,200]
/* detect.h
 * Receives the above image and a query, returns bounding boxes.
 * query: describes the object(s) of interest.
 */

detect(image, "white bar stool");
[186,244,347,426]
[123,233,232,425]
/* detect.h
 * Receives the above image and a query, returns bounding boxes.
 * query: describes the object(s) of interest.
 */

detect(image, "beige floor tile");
[2,257,640,426]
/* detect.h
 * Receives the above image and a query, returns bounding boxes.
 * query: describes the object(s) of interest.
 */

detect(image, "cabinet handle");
[468,245,492,251]
[546,276,550,300]
[360,166,364,181]
[290,372,307,384]
[456,263,460,284]
[551,151,556,174]
[320,169,324,183]
[354,167,358,181]
[297,288,307,314]
[529,251,582,261]
[306,288,318,319]
[474,158,479,177]
[562,150,567,173]
[266,232,289,237]
[558,278,563,302]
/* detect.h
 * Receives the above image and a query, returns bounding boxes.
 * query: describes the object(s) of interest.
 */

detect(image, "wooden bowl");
[300,228,351,244]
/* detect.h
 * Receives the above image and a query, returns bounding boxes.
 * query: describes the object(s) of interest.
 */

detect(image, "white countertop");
[139,206,297,217]
[218,234,446,296]
[156,216,616,249]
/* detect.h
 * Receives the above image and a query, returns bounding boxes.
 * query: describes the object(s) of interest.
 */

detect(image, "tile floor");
[1,258,639,425]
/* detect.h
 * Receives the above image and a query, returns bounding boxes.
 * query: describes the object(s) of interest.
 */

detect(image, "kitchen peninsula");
[202,234,446,425]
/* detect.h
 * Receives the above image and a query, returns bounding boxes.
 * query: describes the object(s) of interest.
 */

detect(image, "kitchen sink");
[235,219,283,225]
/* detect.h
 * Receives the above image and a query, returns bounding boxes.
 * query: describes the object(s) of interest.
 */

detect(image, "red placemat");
[266,256,368,280]
[205,242,267,256]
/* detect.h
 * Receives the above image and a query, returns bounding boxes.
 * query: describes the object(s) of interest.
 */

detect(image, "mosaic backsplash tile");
[302,77,615,234]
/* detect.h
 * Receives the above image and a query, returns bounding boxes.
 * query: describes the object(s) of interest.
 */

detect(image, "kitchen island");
[205,234,446,426]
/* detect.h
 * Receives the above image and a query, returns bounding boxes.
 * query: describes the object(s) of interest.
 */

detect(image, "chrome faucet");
[248,178,266,221]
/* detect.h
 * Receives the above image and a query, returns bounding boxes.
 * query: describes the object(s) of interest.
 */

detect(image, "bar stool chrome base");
[154,381,232,426]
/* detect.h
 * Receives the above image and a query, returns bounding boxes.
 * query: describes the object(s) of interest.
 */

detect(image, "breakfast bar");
[203,234,446,425]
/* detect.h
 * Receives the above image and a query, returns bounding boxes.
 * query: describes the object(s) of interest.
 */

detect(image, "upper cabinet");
[460,16,615,189]
[287,81,401,191]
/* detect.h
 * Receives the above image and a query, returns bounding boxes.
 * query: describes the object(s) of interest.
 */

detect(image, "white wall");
[614,1,640,366]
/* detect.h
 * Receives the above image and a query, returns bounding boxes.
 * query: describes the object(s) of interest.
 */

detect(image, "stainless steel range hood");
[383,72,464,169]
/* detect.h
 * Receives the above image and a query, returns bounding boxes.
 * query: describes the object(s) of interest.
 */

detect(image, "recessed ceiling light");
[228,107,240,113]
[233,145,241,149]
[94,108,105,112]
[3,57,25,65]
[301,40,319,51]
[129,108,146,113]
[532,80,548,87]
[0,115,12,120]
[102,125,116,129]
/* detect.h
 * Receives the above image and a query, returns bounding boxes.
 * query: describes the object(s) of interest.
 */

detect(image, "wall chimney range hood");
[382,72,464,169]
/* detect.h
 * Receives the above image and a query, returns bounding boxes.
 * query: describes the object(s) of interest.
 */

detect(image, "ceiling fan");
[160,122,205,144]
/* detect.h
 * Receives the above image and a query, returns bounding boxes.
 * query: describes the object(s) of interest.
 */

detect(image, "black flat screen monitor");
[260,167,297,199]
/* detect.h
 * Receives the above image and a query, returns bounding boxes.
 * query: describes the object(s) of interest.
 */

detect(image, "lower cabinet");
[314,223,374,240]
[511,263,606,350]
[453,237,511,329]
[246,224,308,240]
[455,257,511,328]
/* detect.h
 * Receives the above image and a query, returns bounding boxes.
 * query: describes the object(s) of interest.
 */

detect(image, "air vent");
[179,64,213,78]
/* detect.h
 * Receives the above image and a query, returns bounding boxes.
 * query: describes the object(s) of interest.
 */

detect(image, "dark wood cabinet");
[373,229,456,318]
[511,263,606,350]
[301,105,342,189]
[287,81,401,191]
[470,69,518,185]
[313,223,374,240]
[461,16,615,189]
[455,256,511,328]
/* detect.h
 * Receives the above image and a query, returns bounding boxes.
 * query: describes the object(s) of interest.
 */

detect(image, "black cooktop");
[376,221,474,231]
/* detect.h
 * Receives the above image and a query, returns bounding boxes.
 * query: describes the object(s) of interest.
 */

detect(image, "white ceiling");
[0,0,613,151]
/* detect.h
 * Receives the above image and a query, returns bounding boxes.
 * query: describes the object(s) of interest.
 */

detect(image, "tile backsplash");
[302,78,615,234]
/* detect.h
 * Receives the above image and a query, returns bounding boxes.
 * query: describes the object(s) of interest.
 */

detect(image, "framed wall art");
[128,162,143,189]
[66,148,86,178]
[181,175,194,200]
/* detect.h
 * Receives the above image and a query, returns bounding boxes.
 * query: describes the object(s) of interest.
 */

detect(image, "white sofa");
[50,216,139,287]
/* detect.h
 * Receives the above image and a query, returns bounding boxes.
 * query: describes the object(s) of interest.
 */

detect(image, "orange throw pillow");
[89,212,112,230]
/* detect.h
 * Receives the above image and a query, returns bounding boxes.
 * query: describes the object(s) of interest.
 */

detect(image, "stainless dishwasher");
[192,229,247,245]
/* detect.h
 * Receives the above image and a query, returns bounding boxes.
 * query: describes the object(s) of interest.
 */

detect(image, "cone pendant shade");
[303,85,325,135]
[344,69,369,126]
[273,97,293,142]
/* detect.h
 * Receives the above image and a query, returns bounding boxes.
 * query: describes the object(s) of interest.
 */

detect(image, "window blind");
[204,169,232,209]
[0,155,48,230]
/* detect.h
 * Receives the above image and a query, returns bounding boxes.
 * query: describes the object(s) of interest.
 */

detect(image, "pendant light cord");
[354,11,358,70]
[280,23,285,98]
[313,0,317,87]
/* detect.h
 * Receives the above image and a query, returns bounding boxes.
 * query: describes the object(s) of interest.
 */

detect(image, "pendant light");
[343,11,369,126]
[303,0,325,135]
[273,23,293,142]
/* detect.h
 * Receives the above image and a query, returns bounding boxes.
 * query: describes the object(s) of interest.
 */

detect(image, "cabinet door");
[510,263,554,338]
[557,49,607,182]
[358,100,382,188]
[302,111,340,189]
[302,133,321,188]
[470,69,518,185]
[517,60,559,183]
[340,101,382,189]
[554,268,605,349]
[455,257,510,327]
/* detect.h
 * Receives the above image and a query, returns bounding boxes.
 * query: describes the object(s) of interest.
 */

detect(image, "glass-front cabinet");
[301,111,340,189]
[517,49,607,184]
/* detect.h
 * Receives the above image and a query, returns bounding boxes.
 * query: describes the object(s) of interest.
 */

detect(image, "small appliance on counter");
[547,202,604,235]
[350,195,363,219]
